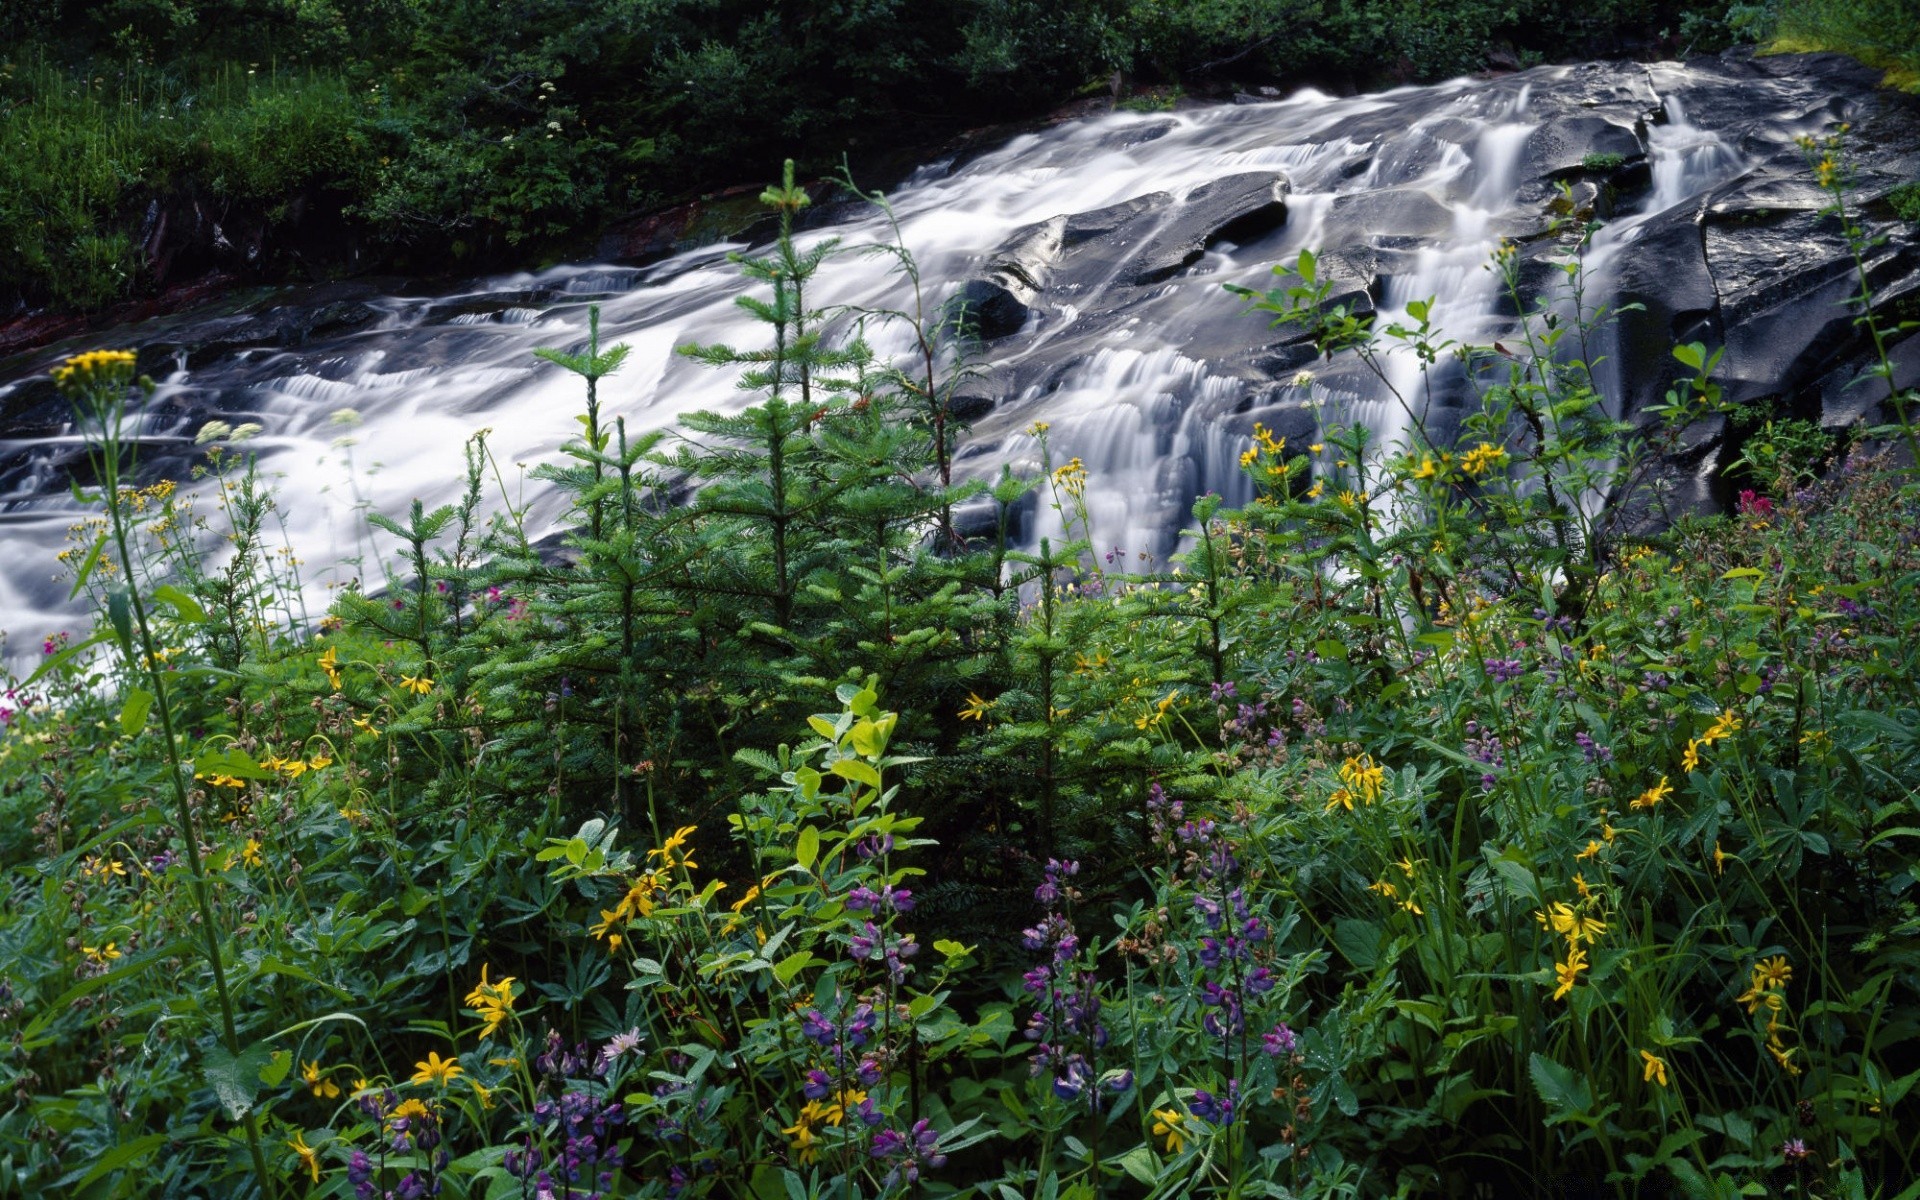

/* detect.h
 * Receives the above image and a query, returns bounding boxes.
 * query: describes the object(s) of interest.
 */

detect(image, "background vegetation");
[5,0,1914,313]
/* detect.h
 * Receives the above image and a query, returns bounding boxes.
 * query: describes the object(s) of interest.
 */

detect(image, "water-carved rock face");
[0,49,1915,642]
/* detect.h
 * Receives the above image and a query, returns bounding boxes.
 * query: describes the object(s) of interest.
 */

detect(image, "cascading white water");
[0,61,1793,659]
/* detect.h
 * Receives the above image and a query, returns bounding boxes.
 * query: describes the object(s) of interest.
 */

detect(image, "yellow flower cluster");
[1459,442,1509,476]
[1325,752,1386,813]
[1733,955,1800,1075]
[1240,422,1287,469]
[464,965,517,1040]
[1051,457,1088,498]
[1682,708,1741,774]
[51,349,137,394]
[1366,856,1424,915]
[1536,898,1607,1001]
[1135,689,1178,731]
[783,1088,868,1162]
[589,864,672,953]
[1628,775,1672,812]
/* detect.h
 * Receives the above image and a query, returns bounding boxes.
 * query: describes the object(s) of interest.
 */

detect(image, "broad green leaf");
[119,687,154,735]
[795,826,820,871]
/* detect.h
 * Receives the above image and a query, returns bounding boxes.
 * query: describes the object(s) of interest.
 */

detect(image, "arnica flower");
[1576,839,1602,861]
[1339,753,1386,804]
[1541,902,1606,946]
[1552,947,1588,1001]
[1700,708,1742,745]
[83,942,121,965]
[51,349,137,394]
[957,692,993,721]
[1753,955,1792,991]
[302,1060,340,1099]
[1681,738,1703,773]
[287,1131,321,1182]
[399,674,434,695]
[241,838,264,868]
[410,1051,463,1087]
[1713,841,1732,874]
[317,645,342,690]
[1640,1049,1669,1087]
[464,965,517,1040]
[1151,1107,1187,1153]
[648,825,698,871]
[1630,775,1672,811]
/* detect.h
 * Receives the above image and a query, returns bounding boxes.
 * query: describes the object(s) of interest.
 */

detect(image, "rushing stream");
[1,51,1915,660]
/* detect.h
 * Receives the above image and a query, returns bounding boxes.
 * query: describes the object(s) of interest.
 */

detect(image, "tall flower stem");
[61,357,277,1199]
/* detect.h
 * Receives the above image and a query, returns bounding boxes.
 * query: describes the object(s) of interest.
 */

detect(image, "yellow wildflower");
[1460,441,1509,475]
[958,692,993,721]
[1552,947,1588,1000]
[1339,753,1386,804]
[1640,1050,1668,1087]
[1152,1108,1187,1153]
[288,1131,321,1182]
[242,838,264,868]
[1575,840,1602,861]
[410,1051,463,1087]
[51,349,138,393]
[317,645,341,690]
[1753,955,1792,991]
[82,942,122,965]
[399,674,434,695]
[302,1060,340,1100]
[1681,739,1702,773]
[1630,775,1672,811]
[464,965,517,1040]
[1713,841,1731,875]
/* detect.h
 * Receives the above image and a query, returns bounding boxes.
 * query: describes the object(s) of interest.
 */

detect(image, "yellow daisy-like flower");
[82,942,122,965]
[958,692,993,721]
[464,965,518,1040]
[399,674,434,695]
[1768,1042,1802,1076]
[1681,739,1702,773]
[1640,1049,1669,1087]
[302,1060,340,1100]
[1575,839,1602,861]
[410,1051,463,1087]
[1151,1107,1187,1153]
[317,645,341,690]
[648,825,699,870]
[1552,947,1588,1001]
[287,1131,321,1182]
[241,838,264,868]
[352,714,380,737]
[1339,753,1386,804]
[1753,955,1792,991]
[1630,775,1672,811]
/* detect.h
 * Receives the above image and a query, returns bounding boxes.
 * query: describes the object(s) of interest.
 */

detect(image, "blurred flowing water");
[8,54,1875,666]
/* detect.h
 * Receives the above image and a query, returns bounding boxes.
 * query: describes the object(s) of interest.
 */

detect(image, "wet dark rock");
[1526,114,1645,180]
[1130,173,1291,284]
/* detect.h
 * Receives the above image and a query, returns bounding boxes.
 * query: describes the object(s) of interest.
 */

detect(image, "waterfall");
[1,54,1895,657]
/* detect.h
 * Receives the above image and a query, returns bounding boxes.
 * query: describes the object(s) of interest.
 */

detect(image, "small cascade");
[2,53,1907,653]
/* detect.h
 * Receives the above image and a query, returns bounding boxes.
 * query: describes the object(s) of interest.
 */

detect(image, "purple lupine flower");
[1486,658,1523,683]
[1263,1023,1298,1055]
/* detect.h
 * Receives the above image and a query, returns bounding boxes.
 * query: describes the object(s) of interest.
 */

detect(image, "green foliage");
[1889,180,1920,223]
[7,0,1758,310]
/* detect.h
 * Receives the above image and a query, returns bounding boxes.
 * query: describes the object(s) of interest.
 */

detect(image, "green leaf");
[204,1042,273,1120]
[795,826,820,871]
[260,1049,293,1087]
[771,951,815,985]
[150,584,207,623]
[1672,342,1705,370]
[106,584,134,652]
[829,758,881,788]
[1528,1052,1593,1121]
[118,687,154,735]
[66,531,109,601]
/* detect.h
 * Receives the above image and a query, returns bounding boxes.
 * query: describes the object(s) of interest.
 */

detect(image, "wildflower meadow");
[2,140,1919,1200]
